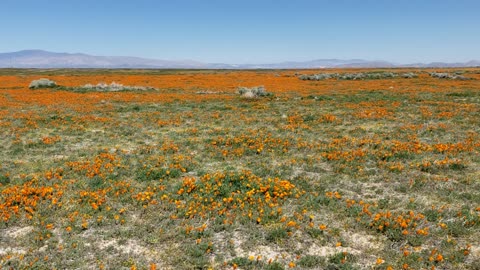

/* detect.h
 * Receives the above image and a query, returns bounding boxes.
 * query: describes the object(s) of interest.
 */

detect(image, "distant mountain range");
[0,50,479,69]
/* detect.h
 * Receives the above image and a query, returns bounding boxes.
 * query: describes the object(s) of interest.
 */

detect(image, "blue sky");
[1,0,479,64]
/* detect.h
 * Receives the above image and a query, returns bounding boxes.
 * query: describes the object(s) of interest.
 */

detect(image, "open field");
[0,68,479,269]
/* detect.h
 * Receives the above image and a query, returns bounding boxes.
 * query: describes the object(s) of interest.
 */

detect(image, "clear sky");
[1,0,479,64]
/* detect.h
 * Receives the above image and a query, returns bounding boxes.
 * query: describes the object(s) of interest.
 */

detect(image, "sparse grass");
[0,68,479,269]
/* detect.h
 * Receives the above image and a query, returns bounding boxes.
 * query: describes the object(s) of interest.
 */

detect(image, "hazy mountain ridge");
[0,50,205,68]
[0,50,479,69]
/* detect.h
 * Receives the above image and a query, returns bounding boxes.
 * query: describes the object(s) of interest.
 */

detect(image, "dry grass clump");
[298,73,338,80]
[429,72,471,80]
[237,85,272,98]
[298,71,418,81]
[402,72,418,78]
[28,79,157,92]
[28,78,57,89]
[78,82,156,92]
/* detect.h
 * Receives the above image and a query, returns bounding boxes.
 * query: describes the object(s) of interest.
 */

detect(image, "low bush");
[237,86,273,98]
[29,78,57,89]
[402,72,418,78]
[298,72,418,81]
[77,82,156,92]
[299,73,338,80]
[429,72,471,80]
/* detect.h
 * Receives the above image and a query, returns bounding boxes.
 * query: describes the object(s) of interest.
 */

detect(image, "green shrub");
[298,255,325,268]
[266,227,289,243]
[0,174,10,185]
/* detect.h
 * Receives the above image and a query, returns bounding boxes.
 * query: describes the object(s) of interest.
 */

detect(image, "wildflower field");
[0,68,479,269]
